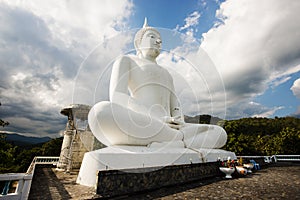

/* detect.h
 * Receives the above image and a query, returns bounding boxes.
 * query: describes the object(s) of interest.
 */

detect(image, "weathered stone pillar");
[57,130,74,169]
[57,104,101,171]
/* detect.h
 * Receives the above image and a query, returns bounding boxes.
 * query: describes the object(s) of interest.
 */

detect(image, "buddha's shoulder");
[116,55,137,62]
[112,55,135,69]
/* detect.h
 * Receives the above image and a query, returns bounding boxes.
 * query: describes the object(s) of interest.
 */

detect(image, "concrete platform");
[28,166,95,200]
[76,146,236,187]
[27,164,300,199]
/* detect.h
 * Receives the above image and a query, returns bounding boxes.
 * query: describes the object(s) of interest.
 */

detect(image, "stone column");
[57,130,74,170]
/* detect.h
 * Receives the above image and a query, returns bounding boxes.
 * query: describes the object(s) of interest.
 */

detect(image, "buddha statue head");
[134,18,162,59]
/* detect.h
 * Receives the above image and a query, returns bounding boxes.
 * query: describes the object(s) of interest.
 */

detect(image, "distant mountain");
[3,133,51,146]
[184,114,223,125]
[290,113,300,119]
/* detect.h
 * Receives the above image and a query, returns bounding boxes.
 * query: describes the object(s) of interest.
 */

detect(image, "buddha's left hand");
[170,116,184,125]
[162,116,184,130]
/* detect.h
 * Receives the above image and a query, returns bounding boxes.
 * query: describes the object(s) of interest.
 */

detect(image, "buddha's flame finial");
[143,17,148,28]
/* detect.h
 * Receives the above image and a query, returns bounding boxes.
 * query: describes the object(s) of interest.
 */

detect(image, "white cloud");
[226,101,284,119]
[0,0,133,137]
[1,0,133,55]
[291,78,300,99]
[251,106,284,118]
[157,34,228,119]
[72,31,133,105]
[176,11,201,39]
[179,11,201,31]
[200,0,300,118]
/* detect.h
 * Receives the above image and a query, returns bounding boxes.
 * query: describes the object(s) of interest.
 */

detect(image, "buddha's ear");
[134,40,138,50]
[134,41,141,55]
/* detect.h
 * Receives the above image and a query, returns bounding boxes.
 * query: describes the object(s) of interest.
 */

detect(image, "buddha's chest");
[129,64,171,86]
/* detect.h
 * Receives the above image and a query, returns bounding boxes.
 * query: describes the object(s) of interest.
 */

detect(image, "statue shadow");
[29,166,72,200]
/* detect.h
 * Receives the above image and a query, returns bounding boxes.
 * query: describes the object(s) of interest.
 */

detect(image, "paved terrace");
[28,163,300,200]
[28,167,94,200]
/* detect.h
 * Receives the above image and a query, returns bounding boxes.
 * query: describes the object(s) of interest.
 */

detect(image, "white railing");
[34,156,60,165]
[0,173,33,200]
[237,155,300,163]
[271,155,300,162]
[0,156,59,200]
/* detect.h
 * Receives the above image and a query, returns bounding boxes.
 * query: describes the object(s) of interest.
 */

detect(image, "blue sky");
[131,0,223,35]
[255,73,299,117]
[0,0,299,138]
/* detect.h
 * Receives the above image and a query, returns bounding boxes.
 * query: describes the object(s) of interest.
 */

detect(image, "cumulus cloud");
[156,31,227,119]
[291,78,300,99]
[1,0,133,53]
[0,0,133,137]
[72,31,133,106]
[200,0,300,118]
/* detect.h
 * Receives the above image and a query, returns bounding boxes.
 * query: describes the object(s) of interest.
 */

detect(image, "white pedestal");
[219,167,235,178]
[76,145,236,187]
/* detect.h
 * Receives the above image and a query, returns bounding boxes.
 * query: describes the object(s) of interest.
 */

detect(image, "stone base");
[97,162,222,198]
[76,146,236,187]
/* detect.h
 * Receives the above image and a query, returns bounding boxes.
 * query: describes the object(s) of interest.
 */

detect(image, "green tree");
[15,147,43,172]
[222,117,300,155]
[0,135,20,172]
[0,136,63,173]
[272,127,300,154]
[41,137,63,156]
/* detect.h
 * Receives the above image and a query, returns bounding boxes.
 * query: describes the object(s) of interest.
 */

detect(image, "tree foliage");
[0,134,19,172]
[222,117,300,155]
[0,136,63,173]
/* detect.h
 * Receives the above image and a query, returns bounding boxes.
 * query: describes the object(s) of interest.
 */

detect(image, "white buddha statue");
[88,19,227,149]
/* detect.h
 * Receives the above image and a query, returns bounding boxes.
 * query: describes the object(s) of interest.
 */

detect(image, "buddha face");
[138,30,162,59]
